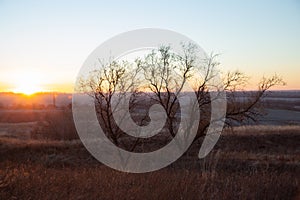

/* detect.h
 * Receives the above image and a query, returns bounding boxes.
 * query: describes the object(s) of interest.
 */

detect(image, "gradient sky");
[0,0,299,92]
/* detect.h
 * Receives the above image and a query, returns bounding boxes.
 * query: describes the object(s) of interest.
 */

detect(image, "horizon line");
[0,89,299,96]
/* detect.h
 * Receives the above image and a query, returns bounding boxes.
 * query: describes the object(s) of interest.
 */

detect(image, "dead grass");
[0,163,298,200]
[224,125,300,135]
[0,125,299,199]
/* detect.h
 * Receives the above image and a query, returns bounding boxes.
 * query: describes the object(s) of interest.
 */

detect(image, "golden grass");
[0,124,299,199]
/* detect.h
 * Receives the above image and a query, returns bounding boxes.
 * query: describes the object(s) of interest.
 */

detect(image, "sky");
[0,0,299,93]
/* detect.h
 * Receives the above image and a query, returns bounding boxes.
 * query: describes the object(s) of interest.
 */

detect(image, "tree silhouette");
[78,43,285,151]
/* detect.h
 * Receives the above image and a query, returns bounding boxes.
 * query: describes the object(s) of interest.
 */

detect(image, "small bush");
[31,109,78,140]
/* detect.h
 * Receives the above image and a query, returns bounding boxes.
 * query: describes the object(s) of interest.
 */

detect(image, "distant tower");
[52,92,56,108]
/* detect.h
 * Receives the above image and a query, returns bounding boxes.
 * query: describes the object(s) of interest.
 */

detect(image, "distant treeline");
[0,90,299,109]
[0,92,72,109]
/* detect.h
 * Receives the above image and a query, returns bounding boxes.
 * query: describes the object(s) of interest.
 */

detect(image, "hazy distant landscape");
[1,90,300,123]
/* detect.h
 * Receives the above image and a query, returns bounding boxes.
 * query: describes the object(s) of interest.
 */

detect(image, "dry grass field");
[0,123,299,199]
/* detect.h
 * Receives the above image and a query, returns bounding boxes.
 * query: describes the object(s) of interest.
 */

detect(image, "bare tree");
[140,44,285,143]
[140,45,193,138]
[78,59,143,151]
[225,73,285,125]
[191,53,285,141]
[78,43,285,151]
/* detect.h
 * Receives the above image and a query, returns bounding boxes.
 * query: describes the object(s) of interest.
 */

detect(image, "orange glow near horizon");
[0,79,298,95]
[10,72,45,95]
[0,70,298,95]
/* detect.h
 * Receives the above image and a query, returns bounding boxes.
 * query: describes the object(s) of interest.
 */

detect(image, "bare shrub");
[31,109,78,140]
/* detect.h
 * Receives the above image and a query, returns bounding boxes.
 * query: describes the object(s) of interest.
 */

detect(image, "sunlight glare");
[12,72,44,95]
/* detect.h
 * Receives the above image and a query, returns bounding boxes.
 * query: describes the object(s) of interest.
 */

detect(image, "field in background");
[0,91,299,199]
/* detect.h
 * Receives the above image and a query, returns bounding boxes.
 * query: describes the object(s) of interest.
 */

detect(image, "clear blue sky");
[0,0,299,92]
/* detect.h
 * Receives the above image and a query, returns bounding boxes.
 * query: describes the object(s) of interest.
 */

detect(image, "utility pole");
[52,92,56,108]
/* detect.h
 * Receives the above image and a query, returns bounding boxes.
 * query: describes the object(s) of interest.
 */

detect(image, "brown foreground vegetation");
[0,125,299,200]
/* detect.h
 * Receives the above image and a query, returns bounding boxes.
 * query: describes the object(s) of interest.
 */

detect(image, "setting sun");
[12,72,44,95]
